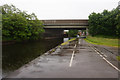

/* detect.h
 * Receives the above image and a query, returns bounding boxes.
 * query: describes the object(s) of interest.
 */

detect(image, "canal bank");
[4,38,118,78]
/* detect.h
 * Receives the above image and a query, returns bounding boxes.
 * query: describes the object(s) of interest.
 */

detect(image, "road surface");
[4,38,118,78]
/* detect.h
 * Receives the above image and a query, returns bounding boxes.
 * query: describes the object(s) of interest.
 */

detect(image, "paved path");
[5,38,118,78]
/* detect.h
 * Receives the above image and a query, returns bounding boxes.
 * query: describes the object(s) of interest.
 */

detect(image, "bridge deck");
[42,19,88,26]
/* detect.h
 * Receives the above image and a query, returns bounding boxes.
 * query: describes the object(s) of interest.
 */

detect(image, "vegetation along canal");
[2,38,64,76]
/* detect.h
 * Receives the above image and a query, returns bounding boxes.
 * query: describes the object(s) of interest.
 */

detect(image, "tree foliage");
[68,30,78,37]
[2,4,44,41]
[0,6,2,39]
[88,8,120,37]
[116,12,120,36]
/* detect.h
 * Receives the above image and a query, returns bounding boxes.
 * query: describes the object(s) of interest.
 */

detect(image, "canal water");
[2,38,66,77]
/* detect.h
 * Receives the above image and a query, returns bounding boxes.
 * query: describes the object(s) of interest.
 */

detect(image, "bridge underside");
[43,28,64,38]
[43,26,87,38]
[42,20,88,38]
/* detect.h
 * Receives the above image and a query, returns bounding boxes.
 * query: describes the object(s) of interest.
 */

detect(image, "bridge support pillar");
[86,28,89,36]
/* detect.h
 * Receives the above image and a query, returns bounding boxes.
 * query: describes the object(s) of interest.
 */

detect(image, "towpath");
[5,38,118,78]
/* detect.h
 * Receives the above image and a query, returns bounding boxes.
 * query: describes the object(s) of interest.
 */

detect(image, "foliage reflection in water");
[2,38,63,75]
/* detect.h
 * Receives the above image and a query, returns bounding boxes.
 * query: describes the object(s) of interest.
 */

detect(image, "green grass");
[116,56,120,61]
[85,36,118,47]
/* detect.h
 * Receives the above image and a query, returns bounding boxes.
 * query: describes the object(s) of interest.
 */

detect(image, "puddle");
[63,47,73,49]
[79,48,86,49]
[31,70,43,73]
[69,44,76,46]
[75,50,79,53]
[62,50,72,53]
[88,51,93,52]
[51,53,71,57]
[56,54,65,56]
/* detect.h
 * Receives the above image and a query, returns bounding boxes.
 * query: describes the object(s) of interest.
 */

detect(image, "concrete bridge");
[41,19,89,38]
[42,19,88,29]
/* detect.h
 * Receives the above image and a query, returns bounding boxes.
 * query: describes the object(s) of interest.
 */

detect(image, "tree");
[116,11,120,37]
[0,6,2,41]
[88,8,120,37]
[68,30,78,37]
[2,4,44,41]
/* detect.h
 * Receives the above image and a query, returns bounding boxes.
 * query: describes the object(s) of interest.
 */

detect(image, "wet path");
[2,38,63,77]
[5,38,118,78]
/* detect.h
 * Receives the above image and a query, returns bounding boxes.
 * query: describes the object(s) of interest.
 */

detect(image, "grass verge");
[116,56,120,61]
[85,36,118,47]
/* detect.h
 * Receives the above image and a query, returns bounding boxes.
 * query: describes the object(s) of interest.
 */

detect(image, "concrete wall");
[43,26,88,38]
[43,28,64,38]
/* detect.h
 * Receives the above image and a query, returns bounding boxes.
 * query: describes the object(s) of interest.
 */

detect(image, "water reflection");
[2,38,63,76]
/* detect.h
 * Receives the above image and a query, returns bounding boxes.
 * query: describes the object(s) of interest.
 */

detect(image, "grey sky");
[1,0,119,20]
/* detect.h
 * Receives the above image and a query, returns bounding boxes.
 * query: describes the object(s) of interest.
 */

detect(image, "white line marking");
[93,47,108,58]
[79,39,81,44]
[88,43,120,72]
[100,55,103,57]
[104,54,107,57]
[69,44,76,67]
[96,50,100,55]
[69,51,75,67]
[74,44,76,48]
[103,57,120,72]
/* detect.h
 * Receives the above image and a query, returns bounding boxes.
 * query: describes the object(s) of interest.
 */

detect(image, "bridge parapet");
[42,19,88,26]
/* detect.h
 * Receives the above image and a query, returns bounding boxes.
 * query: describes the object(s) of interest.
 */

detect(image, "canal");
[2,38,65,77]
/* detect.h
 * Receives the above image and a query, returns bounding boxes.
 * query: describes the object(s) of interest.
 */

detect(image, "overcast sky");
[1,0,119,20]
